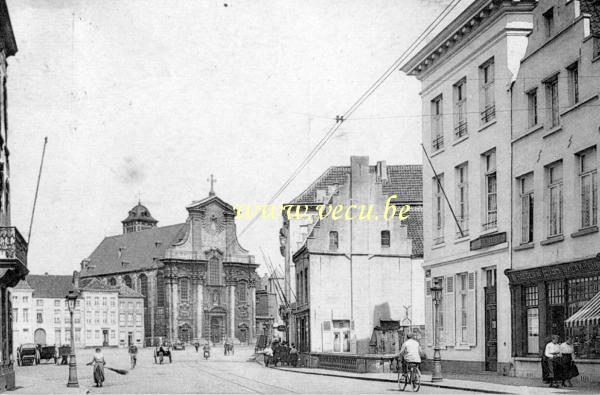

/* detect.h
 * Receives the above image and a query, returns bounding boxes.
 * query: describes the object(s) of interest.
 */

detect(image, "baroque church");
[80,186,259,346]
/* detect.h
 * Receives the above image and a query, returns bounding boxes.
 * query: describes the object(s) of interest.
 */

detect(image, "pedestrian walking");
[559,337,579,387]
[194,341,199,352]
[128,343,138,369]
[87,347,106,388]
[289,343,298,367]
[263,344,273,367]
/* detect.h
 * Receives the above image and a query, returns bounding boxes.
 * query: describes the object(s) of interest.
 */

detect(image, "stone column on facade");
[165,269,175,342]
[147,271,156,344]
[172,278,179,341]
[249,279,256,343]
[226,275,236,341]
[195,275,204,341]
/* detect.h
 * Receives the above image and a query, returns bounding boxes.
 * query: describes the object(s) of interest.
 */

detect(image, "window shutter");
[445,276,455,347]
[467,272,477,346]
[425,281,432,347]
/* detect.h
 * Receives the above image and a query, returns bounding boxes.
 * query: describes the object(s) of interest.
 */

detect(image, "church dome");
[121,202,158,234]
[122,203,158,224]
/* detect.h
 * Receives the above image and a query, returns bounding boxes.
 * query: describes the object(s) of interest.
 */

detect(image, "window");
[157,271,165,307]
[12,295,17,303]
[433,175,445,244]
[128,302,133,310]
[545,75,560,127]
[95,330,100,339]
[12,308,17,322]
[431,95,444,150]
[119,301,125,310]
[102,311,108,324]
[102,297,107,306]
[111,330,116,339]
[525,285,539,354]
[180,278,189,301]
[381,230,390,247]
[543,7,554,37]
[527,89,538,127]
[454,79,468,138]
[519,173,534,244]
[127,313,133,325]
[208,257,220,285]
[94,297,99,306]
[86,330,91,340]
[94,311,100,324]
[55,329,62,345]
[86,311,91,325]
[75,328,81,343]
[123,275,132,288]
[54,310,60,324]
[74,312,80,324]
[329,231,338,250]
[579,148,598,229]
[23,296,29,303]
[86,298,91,306]
[136,313,142,325]
[568,62,579,106]
[483,150,497,230]
[110,298,116,307]
[547,161,563,236]
[567,276,600,317]
[119,313,125,325]
[237,282,247,302]
[55,299,61,307]
[548,280,565,306]
[65,329,71,344]
[480,59,495,123]
[455,163,469,237]
[22,309,28,323]
[111,312,116,324]
[136,302,141,310]
[458,273,468,343]
[36,311,43,324]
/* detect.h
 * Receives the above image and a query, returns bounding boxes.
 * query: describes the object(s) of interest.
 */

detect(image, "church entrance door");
[210,316,224,343]
[178,324,192,343]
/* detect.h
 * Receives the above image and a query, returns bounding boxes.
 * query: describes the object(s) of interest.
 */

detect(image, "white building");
[9,274,144,351]
[401,0,536,374]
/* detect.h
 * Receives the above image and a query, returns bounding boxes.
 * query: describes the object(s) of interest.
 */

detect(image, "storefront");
[505,255,600,380]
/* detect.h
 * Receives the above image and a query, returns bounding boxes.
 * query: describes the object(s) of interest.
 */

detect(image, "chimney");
[72,270,80,290]
[376,161,388,182]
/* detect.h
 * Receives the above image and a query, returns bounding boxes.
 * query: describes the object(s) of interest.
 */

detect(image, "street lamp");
[430,278,443,382]
[66,290,79,388]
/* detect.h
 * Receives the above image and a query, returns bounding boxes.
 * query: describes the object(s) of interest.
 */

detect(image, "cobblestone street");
[11,346,470,394]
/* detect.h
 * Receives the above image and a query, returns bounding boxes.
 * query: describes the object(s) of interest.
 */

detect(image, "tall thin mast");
[28,136,48,243]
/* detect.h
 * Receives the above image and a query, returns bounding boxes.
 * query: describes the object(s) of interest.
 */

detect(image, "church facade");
[80,191,259,346]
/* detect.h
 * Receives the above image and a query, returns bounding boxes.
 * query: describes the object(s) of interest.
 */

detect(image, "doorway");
[102,330,109,347]
[178,324,192,343]
[127,332,133,346]
[34,328,46,345]
[210,316,223,343]
[484,268,497,372]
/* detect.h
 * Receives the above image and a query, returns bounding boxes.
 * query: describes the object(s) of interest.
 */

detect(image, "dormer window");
[543,8,554,37]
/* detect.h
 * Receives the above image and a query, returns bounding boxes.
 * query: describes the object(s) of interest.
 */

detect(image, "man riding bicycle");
[399,333,422,374]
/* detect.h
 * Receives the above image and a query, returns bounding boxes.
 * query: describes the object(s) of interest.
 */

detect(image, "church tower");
[122,202,158,233]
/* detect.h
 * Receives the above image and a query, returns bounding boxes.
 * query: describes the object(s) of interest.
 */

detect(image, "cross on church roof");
[207,174,217,196]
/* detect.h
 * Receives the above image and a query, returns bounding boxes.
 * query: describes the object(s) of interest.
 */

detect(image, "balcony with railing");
[431,135,444,151]
[481,105,496,123]
[482,216,497,231]
[454,121,468,139]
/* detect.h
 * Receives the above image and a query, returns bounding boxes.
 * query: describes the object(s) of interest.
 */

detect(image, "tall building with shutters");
[505,0,600,381]
[80,191,259,346]
[283,156,424,367]
[401,0,536,374]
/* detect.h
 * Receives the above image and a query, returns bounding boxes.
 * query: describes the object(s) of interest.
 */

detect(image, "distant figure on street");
[194,341,200,352]
[128,343,138,369]
[289,343,298,367]
[87,347,106,387]
[263,344,273,367]
[399,333,422,374]
[203,342,211,360]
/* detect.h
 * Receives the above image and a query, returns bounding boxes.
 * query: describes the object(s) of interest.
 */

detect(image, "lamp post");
[430,278,443,382]
[66,290,79,388]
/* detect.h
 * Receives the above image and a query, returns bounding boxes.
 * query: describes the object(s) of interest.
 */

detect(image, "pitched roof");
[116,285,143,298]
[12,279,32,290]
[26,275,74,299]
[289,164,422,204]
[81,223,187,277]
[406,206,423,258]
[80,277,114,292]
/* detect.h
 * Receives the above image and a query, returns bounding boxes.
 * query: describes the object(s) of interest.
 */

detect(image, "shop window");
[525,285,539,354]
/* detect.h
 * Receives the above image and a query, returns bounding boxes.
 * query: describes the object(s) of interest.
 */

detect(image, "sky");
[6,0,465,276]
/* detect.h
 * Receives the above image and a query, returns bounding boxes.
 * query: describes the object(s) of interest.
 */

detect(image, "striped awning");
[565,290,600,327]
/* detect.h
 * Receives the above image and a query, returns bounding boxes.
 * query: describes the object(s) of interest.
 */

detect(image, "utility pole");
[28,137,48,244]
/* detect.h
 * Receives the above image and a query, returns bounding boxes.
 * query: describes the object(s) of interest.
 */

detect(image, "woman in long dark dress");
[559,337,579,387]
[88,347,106,387]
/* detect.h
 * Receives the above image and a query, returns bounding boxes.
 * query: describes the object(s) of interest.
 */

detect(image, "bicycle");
[398,361,421,392]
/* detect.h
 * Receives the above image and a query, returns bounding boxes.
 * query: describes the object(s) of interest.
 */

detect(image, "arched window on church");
[123,275,132,289]
[237,281,247,303]
[179,278,189,301]
[156,271,165,307]
[108,277,116,286]
[139,273,151,340]
[208,257,220,285]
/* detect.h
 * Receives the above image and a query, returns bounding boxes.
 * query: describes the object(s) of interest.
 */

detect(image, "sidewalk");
[268,364,599,394]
